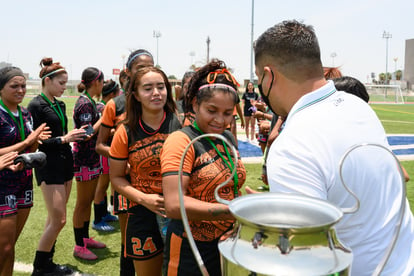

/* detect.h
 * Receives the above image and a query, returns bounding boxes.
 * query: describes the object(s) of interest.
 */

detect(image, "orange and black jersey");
[110,112,181,207]
[161,126,246,242]
[101,94,126,130]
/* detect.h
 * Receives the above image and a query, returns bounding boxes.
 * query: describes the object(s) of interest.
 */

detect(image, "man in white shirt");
[254,19,414,275]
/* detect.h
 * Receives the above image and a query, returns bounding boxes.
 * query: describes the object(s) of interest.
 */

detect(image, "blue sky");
[1,0,413,84]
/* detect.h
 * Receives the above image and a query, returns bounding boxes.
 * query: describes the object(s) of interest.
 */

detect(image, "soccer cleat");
[73,245,97,261]
[83,237,106,249]
[92,221,115,232]
[102,213,118,222]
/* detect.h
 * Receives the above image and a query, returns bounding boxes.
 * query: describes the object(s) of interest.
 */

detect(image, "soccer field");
[13,97,414,275]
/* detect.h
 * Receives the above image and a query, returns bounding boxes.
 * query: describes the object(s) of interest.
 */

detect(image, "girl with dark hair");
[0,66,50,275]
[93,79,120,233]
[72,67,105,261]
[110,66,181,275]
[161,59,246,275]
[242,81,259,141]
[28,57,87,275]
[95,49,154,275]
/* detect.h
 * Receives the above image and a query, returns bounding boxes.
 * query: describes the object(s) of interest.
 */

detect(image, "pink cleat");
[83,237,106,249]
[73,245,98,260]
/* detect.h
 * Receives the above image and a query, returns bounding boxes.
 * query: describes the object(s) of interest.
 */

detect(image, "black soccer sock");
[103,195,109,215]
[33,250,50,270]
[47,240,57,267]
[83,221,90,239]
[120,244,135,276]
[94,203,105,224]
[74,227,84,246]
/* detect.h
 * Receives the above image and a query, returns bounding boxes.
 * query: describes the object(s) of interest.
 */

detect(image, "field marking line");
[372,106,414,115]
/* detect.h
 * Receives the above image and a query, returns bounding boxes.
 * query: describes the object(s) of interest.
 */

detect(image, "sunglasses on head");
[206,69,240,87]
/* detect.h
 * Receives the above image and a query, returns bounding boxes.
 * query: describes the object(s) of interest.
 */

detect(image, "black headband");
[0,67,25,91]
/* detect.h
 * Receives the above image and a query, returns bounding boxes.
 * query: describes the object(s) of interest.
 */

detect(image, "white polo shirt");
[267,81,414,275]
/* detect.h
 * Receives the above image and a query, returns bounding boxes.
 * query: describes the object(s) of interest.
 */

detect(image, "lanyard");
[0,99,25,141]
[41,93,66,132]
[193,122,238,197]
[84,91,96,111]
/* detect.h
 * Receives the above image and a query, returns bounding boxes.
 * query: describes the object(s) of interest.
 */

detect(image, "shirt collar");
[285,80,337,125]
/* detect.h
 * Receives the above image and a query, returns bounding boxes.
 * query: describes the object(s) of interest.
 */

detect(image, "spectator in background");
[176,71,195,124]
[242,81,259,141]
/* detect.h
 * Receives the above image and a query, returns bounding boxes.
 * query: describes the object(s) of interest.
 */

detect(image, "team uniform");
[72,94,101,181]
[182,110,196,127]
[27,95,73,185]
[96,101,110,175]
[100,94,128,214]
[160,126,246,275]
[0,105,34,217]
[267,81,414,275]
[242,91,259,116]
[110,112,181,260]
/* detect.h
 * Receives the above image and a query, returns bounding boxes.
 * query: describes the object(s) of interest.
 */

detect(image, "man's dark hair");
[254,20,323,82]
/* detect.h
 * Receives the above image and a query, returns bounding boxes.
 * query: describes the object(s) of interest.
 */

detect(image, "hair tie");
[41,68,66,80]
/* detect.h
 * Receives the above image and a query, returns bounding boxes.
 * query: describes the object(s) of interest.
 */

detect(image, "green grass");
[371,104,414,133]
[13,96,414,275]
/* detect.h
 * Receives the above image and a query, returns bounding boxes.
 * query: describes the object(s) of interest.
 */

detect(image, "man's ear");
[263,66,273,87]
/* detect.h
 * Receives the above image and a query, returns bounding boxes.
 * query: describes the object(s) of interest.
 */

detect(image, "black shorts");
[243,108,254,117]
[125,205,164,260]
[35,150,74,185]
[163,220,221,276]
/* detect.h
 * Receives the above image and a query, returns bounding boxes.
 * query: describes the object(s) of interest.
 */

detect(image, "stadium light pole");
[250,0,255,82]
[383,31,392,97]
[153,30,161,67]
[393,57,398,80]
[206,36,211,64]
[330,52,337,67]
[383,31,392,84]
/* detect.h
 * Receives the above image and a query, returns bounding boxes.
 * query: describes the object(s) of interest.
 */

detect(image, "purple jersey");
[72,94,100,168]
[0,106,33,186]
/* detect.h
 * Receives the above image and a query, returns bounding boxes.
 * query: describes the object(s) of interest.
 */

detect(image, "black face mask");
[258,69,275,114]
